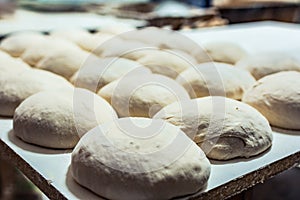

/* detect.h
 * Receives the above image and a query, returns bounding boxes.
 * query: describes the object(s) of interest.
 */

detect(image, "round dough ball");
[0,69,73,117]
[51,28,91,44]
[0,32,45,57]
[242,71,300,130]
[71,56,151,92]
[0,51,31,73]
[101,74,190,117]
[154,96,273,160]
[123,49,196,79]
[13,88,118,148]
[203,41,247,64]
[235,52,300,80]
[176,62,256,100]
[71,117,211,200]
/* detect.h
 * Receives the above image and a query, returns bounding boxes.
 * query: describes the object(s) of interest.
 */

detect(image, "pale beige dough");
[98,74,190,117]
[71,56,151,92]
[154,96,273,160]
[13,88,117,148]
[0,69,73,117]
[71,117,211,200]
[203,41,247,64]
[0,51,31,73]
[235,52,300,80]
[242,71,300,130]
[176,62,256,99]
[0,32,45,57]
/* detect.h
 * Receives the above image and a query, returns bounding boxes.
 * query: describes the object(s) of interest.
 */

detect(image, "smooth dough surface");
[71,56,151,92]
[0,51,31,73]
[176,62,256,99]
[154,96,273,160]
[235,52,300,80]
[0,32,45,57]
[0,69,73,116]
[242,71,300,130]
[203,41,247,64]
[123,49,196,79]
[71,117,211,200]
[98,74,190,117]
[13,88,118,148]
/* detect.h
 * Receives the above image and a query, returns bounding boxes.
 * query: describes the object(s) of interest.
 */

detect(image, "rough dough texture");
[98,74,190,117]
[242,71,300,130]
[123,49,196,79]
[71,117,211,200]
[13,88,118,149]
[154,96,273,160]
[176,62,256,100]
[0,69,73,117]
[203,41,247,64]
[0,51,31,73]
[71,56,151,92]
[235,52,300,80]
[0,32,45,57]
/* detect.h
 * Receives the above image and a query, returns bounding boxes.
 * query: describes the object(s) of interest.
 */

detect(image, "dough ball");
[71,117,211,200]
[21,37,80,66]
[235,52,300,80]
[99,74,190,117]
[0,32,45,57]
[0,69,73,117]
[51,28,91,44]
[123,49,196,79]
[71,56,151,92]
[0,51,31,73]
[242,71,300,130]
[36,48,90,79]
[176,62,256,100]
[203,41,247,64]
[154,96,273,160]
[13,88,118,148]
[97,24,135,35]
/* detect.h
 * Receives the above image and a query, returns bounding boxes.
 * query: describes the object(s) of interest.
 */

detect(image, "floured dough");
[0,69,73,116]
[235,52,300,80]
[13,88,117,148]
[242,71,300,130]
[154,96,273,160]
[0,32,45,57]
[71,56,151,92]
[0,51,31,73]
[71,117,211,200]
[123,49,196,79]
[176,62,256,99]
[203,41,247,64]
[98,74,190,117]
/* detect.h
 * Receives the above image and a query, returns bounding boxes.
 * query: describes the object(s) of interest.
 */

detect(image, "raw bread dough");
[71,56,151,92]
[203,41,247,64]
[242,71,300,130]
[99,74,190,117]
[235,52,300,80]
[21,36,80,66]
[71,117,211,200]
[154,96,273,160]
[123,49,196,79]
[0,69,73,117]
[13,88,118,148]
[0,32,45,57]
[176,62,256,99]
[0,51,31,73]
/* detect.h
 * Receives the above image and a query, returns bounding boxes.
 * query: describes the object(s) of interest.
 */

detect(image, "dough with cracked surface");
[242,71,300,130]
[235,52,300,80]
[13,88,118,148]
[154,96,273,160]
[71,117,211,200]
[176,62,255,99]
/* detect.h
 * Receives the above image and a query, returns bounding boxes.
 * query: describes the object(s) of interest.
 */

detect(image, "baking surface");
[1,21,300,199]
